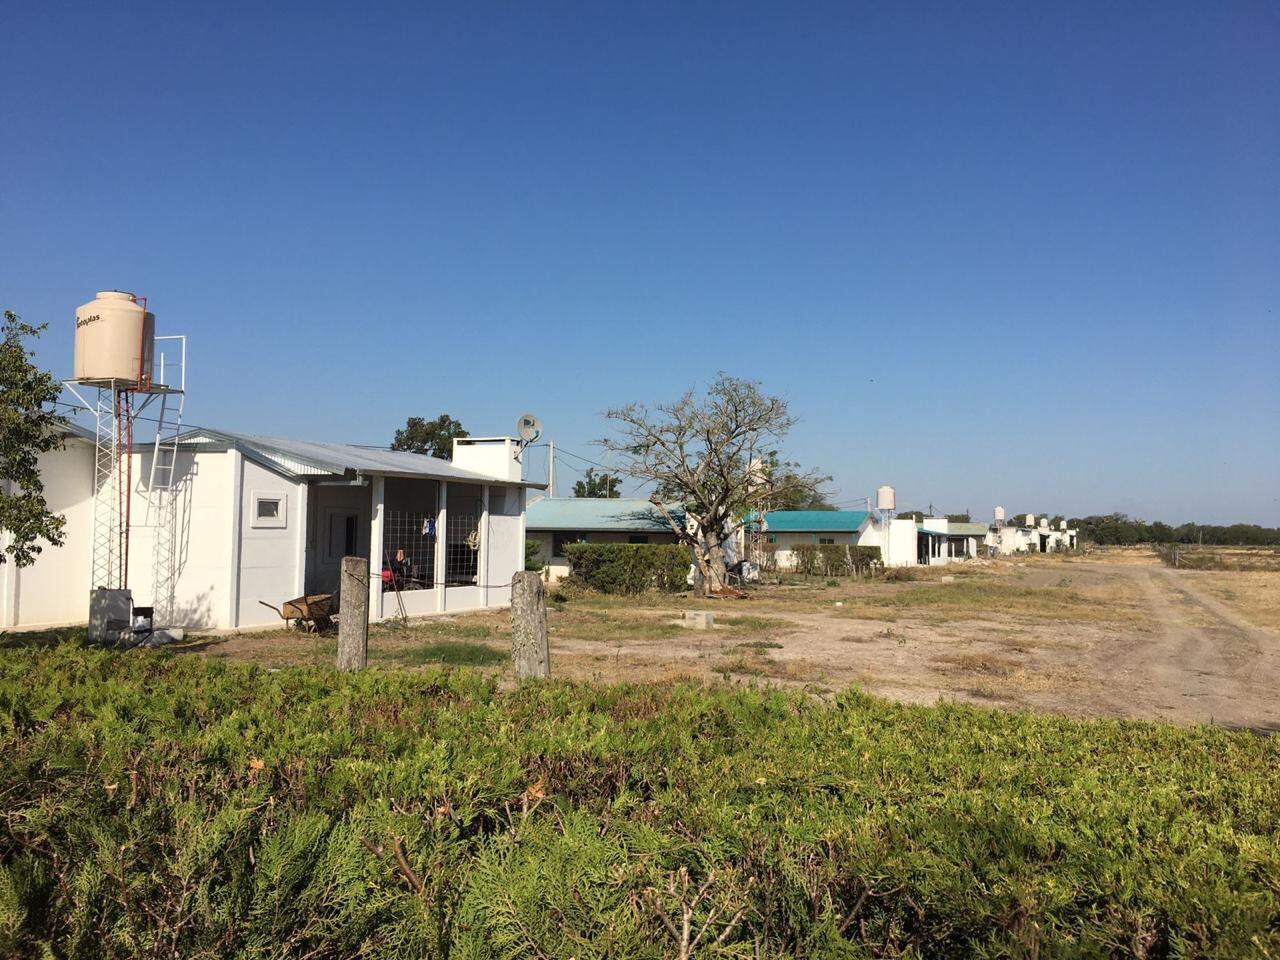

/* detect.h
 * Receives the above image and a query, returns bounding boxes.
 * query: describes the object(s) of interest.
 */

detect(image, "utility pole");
[548,440,556,498]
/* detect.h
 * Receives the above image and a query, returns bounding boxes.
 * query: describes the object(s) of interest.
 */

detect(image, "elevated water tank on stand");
[994,506,1005,523]
[876,485,896,513]
[74,290,154,386]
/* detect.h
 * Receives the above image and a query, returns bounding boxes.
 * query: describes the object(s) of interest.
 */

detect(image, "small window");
[628,535,649,545]
[251,492,287,529]
[767,534,777,544]
[818,537,835,545]
[553,532,585,557]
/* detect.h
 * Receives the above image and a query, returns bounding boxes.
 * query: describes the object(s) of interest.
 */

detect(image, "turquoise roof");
[745,510,869,533]
[526,497,682,533]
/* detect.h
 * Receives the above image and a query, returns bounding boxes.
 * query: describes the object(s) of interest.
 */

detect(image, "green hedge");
[791,543,880,576]
[1,648,1278,958]
[562,542,689,594]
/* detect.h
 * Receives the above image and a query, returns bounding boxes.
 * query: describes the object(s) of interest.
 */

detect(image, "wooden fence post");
[338,556,369,671]
[511,571,549,680]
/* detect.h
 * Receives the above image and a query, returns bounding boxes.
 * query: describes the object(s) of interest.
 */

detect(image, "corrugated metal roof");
[526,497,683,532]
[745,510,870,532]
[176,428,544,486]
[916,521,990,537]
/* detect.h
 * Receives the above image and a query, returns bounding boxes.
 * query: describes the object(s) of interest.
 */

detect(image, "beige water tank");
[994,505,1006,523]
[1039,516,1050,530]
[1060,519,1068,530]
[876,485,896,511]
[74,290,154,385]
[1025,514,1035,527]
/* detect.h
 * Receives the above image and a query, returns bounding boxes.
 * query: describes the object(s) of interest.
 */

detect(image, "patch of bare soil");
[175,554,1280,731]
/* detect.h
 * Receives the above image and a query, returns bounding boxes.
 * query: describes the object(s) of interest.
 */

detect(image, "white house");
[525,498,683,581]
[987,516,1078,555]
[0,429,542,631]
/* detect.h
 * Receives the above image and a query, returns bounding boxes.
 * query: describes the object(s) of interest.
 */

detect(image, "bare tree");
[600,374,823,595]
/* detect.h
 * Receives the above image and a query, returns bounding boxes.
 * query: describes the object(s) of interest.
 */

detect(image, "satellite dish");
[517,414,542,444]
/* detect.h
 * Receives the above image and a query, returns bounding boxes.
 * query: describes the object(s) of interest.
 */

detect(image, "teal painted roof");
[745,510,869,533]
[526,497,682,532]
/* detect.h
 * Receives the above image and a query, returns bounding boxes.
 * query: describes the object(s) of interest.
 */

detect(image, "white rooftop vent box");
[452,437,522,482]
[74,290,154,387]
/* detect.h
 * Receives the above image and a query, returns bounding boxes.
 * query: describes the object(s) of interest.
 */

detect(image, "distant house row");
[523,500,1078,578]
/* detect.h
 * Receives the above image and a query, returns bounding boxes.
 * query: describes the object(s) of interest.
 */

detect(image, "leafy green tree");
[572,467,621,499]
[1,311,67,566]
[390,414,469,459]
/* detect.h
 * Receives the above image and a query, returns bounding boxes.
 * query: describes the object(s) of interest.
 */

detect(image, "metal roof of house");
[916,521,990,537]
[745,510,870,532]
[175,428,544,486]
[526,497,683,532]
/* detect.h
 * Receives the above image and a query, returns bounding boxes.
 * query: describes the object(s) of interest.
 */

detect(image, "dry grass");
[1190,571,1280,630]
[831,577,1138,623]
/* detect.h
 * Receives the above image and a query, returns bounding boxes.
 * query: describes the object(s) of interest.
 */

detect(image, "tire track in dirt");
[1092,565,1280,730]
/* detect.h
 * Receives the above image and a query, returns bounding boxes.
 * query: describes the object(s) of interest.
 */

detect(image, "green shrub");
[0,648,1277,958]
[562,542,689,594]
[793,543,880,577]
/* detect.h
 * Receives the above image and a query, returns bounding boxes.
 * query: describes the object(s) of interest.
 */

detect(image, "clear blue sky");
[4,2,1277,524]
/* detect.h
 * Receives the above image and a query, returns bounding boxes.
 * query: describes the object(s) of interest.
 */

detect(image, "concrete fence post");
[338,556,369,671]
[511,571,549,680]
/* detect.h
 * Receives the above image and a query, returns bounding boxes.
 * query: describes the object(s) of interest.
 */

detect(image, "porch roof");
[175,428,546,487]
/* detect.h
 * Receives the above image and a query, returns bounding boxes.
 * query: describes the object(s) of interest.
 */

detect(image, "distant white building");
[0,429,542,631]
[986,516,1078,555]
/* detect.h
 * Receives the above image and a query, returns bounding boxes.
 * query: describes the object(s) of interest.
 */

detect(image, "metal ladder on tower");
[146,337,187,625]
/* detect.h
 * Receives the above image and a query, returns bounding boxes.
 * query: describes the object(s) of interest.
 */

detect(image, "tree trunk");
[510,571,549,680]
[696,539,729,596]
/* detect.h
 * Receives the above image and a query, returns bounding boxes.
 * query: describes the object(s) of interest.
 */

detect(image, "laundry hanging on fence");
[422,517,436,537]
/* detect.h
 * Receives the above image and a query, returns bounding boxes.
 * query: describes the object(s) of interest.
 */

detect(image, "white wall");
[766,531,856,570]
[129,448,239,628]
[0,440,94,627]
[235,458,304,628]
[856,518,918,567]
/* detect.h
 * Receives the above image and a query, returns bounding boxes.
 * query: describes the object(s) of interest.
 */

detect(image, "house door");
[311,507,364,593]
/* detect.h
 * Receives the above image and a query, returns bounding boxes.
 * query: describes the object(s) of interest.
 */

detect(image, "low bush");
[0,648,1277,958]
[563,542,689,594]
[792,543,880,577]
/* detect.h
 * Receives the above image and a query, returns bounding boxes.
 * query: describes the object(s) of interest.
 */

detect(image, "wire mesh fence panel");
[445,511,479,585]
[382,511,436,590]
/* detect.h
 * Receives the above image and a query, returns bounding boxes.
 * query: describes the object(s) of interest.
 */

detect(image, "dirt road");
[1083,563,1280,731]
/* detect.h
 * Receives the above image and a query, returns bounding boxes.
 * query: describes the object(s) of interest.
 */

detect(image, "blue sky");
[4,2,1277,524]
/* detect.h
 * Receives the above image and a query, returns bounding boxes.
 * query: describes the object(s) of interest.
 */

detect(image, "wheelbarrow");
[259,593,336,632]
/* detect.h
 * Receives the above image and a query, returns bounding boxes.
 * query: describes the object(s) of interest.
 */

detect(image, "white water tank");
[876,485,896,511]
[994,505,1005,523]
[1039,517,1050,530]
[1060,519,1068,530]
[1025,514,1035,528]
[74,291,154,386]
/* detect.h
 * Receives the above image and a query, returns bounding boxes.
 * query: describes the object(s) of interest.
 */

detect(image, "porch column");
[369,476,384,621]
[435,481,448,612]
[479,484,491,607]
[294,482,309,597]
